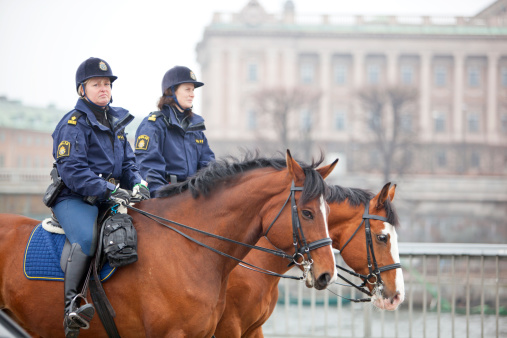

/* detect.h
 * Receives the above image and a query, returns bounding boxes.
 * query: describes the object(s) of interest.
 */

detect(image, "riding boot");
[63,243,95,338]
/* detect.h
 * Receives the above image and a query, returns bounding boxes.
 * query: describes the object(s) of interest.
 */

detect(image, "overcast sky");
[0,0,494,118]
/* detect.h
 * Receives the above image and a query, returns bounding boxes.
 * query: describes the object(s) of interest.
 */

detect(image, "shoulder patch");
[67,111,84,125]
[148,114,158,122]
[135,135,150,150]
[57,141,71,158]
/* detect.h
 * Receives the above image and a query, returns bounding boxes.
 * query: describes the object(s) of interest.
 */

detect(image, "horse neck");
[328,200,366,250]
[243,236,292,276]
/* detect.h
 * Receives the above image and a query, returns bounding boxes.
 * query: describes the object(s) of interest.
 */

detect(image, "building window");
[300,63,314,84]
[470,151,480,168]
[502,67,507,87]
[467,66,480,87]
[467,113,480,133]
[501,114,507,133]
[300,109,312,132]
[247,64,258,82]
[367,64,380,84]
[434,66,447,87]
[433,111,446,133]
[247,110,257,130]
[400,114,413,132]
[334,64,347,85]
[436,150,447,167]
[401,65,413,85]
[333,110,346,130]
[368,111,381,130]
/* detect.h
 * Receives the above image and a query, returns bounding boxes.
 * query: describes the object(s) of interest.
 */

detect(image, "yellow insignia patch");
[67,116,78,125]
[135,135,150,150]
[57,141,71,158]
[148,114,157,122]
[99,61,107,71]
[195,139,204,144]
[117,134,125,141]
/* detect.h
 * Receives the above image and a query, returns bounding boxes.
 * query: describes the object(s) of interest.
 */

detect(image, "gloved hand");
[132,183,150,201]
[110,187,131,205]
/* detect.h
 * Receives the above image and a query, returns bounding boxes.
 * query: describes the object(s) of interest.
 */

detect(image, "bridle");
[334,200,401,302]
[263,181,332,278]
[127,180,332,281]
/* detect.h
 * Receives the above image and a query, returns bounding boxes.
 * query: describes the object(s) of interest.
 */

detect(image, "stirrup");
[67,295,95,329]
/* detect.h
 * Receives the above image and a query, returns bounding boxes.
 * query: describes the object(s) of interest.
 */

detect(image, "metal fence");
[263,243,507,338]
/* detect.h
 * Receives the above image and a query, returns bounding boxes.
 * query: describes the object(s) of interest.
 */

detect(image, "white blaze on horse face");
[320,195,337,283]
[382,222,405,303]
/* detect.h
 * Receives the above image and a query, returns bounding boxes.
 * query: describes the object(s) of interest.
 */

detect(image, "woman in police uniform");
[50,57,149,337]
[134,66,215,197]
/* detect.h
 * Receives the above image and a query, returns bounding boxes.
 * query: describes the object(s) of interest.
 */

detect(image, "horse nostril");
[391,291,401,304]
[316,273,331,289]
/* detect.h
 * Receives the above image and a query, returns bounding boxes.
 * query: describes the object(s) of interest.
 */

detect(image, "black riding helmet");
[161,66,204,95]
[75,57,118,94]
[161,66,204,112]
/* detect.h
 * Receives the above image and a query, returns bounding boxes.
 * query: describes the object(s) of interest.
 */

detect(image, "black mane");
[327,185,399,227]
[156,152,328,205]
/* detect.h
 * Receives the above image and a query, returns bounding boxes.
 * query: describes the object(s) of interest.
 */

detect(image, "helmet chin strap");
[80,82,112,109]
[170,85,191,112]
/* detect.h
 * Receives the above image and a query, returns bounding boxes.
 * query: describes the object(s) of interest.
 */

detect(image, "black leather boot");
[63,243,95,338]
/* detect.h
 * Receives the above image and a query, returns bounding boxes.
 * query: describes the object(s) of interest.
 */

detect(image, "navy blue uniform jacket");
[52,99,142,204]
[134,105,215,196]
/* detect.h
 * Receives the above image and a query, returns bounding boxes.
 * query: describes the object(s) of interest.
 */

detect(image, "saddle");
[50,207,136,338]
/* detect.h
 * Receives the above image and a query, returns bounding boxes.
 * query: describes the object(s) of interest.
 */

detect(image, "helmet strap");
[80,82,112,109]
[171,85,191,112]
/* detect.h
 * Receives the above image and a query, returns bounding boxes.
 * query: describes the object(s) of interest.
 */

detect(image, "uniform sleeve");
[54,123,113,198]
[134,119,168,196]
[197,133,215,170]
[120,135,143,189]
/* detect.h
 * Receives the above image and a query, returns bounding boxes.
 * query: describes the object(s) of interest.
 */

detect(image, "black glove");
[110,187,131,205]
[133,183,150,201]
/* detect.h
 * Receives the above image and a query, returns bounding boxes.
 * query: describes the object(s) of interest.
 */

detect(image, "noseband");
[336,200,401,300]
[264,181,332,274]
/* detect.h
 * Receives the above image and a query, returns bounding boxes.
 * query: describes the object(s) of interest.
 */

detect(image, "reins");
[333,200,401,303]
[126,180,332,281]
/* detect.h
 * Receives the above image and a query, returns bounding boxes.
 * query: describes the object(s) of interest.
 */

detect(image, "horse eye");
[377,234,388,244]
[301,210,313,219]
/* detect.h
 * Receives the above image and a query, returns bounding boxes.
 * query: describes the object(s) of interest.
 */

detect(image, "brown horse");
[0,151,338,337]
[214,182,404,338]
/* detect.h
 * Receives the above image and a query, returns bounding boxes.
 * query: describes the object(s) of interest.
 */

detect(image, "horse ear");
[388,183,396,202]
[374,182,391,209]
[316,158,339,179]
[286,149,305,182]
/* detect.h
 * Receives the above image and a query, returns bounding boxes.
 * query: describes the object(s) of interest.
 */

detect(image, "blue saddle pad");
[24,224,116,282]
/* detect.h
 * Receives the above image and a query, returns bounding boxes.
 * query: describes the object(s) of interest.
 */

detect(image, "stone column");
[487,52,499,141]
[453,52,464,141]
[419,52,432,141]
[206,47,223,136]
[387,51,398,86]
[319,51,331,135]
[227,48,240,137]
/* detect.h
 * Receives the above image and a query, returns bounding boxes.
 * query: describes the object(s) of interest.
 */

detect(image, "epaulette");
[147,111,170,128]
[147,111,164,122]
[67,111,84,126]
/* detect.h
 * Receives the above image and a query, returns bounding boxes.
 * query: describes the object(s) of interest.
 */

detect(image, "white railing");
[263,243,507,338]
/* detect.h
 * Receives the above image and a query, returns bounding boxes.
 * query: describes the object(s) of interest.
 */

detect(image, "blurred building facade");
[196,0,507,243]
[0,97,61,218]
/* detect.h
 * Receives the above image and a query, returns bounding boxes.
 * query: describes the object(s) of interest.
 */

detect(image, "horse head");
[262,150,337,291]
[328,182,404,310]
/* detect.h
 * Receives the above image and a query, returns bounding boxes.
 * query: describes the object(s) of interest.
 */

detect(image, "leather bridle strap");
[335,200,401,300]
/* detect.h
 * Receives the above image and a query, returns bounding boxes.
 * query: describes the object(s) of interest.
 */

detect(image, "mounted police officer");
[134,66,215,196]
[50,57,149,337]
